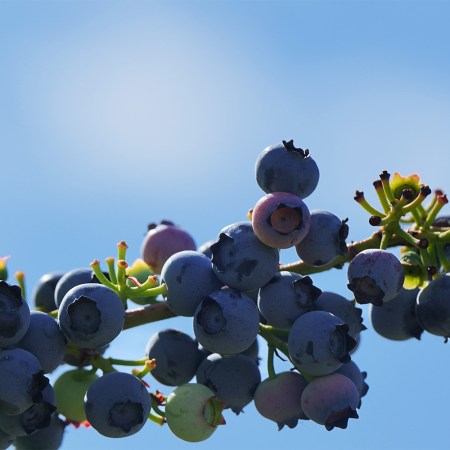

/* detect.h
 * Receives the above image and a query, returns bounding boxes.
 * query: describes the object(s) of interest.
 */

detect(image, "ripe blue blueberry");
[210,221,279,292]
[161,250,223,317]
[347,249,405,306]
[0,384,56,436]
[0,280,30,348]
[58,283,125,349]
[146,329,204,386]
[32,272,64,312]
[416,273,450,338]
[257,272,321,327]
[54,268,104,308]
[84,372,151,438]
[0,348,49,415]
[17,311,67,373]
[255,140,320,199]
[370,288,423,340]
[335,360,369,408]
[288,311,356,377]
[194,287,260,355]
[295,210,349,265]
[196,353,261,414]
[315,291,366,339]
[13,415,66,450]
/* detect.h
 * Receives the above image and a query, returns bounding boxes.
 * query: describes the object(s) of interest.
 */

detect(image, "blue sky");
[1,1,450,449]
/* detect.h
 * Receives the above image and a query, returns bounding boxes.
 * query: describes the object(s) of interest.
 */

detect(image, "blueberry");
[254,371,308,429]
[161,250,223,317]
[196,353,261,414]
[416,273,450,338]
[84,372,151,438]
[295,210,349,265]
[251,192,311,249]
[288,311,356,377]
[197,240,215,259]
[54,368,100,422]
[347,249,405,306]
[140,221,196,274]
[194,287,260,355]
[32,272,64,312]
[54,268,104,308]
[0,280,30,348]
[165,383,225,442]
[0,348,49,415]
[210,221,279,292]
[0,384,56,436]
[14,415,66,450]
[58,283,125,349]
[335,360,369,408]
[315,291,366,339]
[258,271,321,328]
[255,140,320,199]
[146,329,204,386]
[301,373,359,430]
[16,311,67,373]
[370,287,423,340]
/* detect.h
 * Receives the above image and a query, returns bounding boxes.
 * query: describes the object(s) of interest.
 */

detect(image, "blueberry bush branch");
[2,140,450,448]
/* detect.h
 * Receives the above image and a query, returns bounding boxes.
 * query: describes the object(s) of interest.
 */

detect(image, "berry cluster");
[0,139,448,448]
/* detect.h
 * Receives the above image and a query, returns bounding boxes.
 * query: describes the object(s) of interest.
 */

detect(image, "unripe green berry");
[165,383,225,442]
[54,369,99,422]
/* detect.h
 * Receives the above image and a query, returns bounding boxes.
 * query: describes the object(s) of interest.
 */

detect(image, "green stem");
[116,260,129,304]
[410,209,423,227]
[15,272,26,300]
[258,324,290,359]
[117,241,128,261]
[373,180,390,214]
[394,227,420,248]
[419,248,432,277]
[379,232,391,250]
[424,192,440,213]
[105,257,118,284]
[107,357,148,367]
[427,243,439,269]
[260,324,290,336]
[148,412,165,426]
[267,345,276,379]
[423,196,448,228]
[127,281,166,299]
[90,260,119,292]
[91,355,148,374]
[151,397,166,418]
[380,173,395,202]
[402,189,430,214]
[417,204,428,219]
[354,192,385,217]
